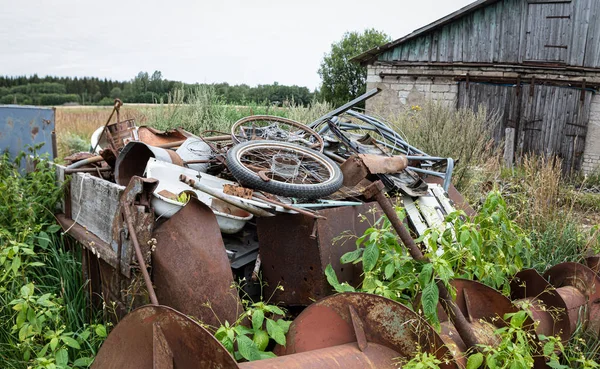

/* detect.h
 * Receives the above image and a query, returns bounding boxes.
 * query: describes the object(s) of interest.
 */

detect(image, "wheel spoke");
[237,144,332,186]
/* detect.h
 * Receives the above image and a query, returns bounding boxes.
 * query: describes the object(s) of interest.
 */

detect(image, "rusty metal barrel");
[92,293,459,369]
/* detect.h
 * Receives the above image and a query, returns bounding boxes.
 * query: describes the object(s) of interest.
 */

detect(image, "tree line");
[0,72,315,106]
[1,28,391,108]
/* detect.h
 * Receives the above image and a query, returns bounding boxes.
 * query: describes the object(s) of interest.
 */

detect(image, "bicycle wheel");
[226,140,343,199]
[231,115,324,152]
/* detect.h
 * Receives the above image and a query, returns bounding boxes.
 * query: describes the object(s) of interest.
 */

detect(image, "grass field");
[55,99,331,159]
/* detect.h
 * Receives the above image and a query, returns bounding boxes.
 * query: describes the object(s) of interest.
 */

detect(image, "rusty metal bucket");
[115,141,184,186]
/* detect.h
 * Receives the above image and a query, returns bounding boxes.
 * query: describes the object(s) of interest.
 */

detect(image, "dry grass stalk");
[375,100,497,190]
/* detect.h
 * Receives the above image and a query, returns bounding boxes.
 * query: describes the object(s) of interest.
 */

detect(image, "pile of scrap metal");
[58,90,600,369]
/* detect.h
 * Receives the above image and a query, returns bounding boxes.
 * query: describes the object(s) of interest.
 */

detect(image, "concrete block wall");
[366,66,457,115]
[582,93,600,174]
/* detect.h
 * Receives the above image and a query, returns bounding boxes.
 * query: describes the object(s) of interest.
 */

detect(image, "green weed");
[0,149,108,368]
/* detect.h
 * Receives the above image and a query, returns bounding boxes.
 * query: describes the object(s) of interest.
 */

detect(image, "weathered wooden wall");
[379,0,600,68]
[458,81,593,172]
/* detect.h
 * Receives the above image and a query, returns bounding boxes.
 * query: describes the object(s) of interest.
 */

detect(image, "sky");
[0,0,474,89]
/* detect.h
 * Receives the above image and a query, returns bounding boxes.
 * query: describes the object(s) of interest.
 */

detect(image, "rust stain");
[31,126,39,140]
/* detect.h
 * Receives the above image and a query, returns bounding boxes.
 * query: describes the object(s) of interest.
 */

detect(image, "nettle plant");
[326,191,532,329]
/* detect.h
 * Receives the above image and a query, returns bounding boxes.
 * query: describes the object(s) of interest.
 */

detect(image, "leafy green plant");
[326,191,531,329]
[214,301,291,362]
[476,311,535,369]
[0,150,108,368]
[176,192,190,204]
[211,280,291,363]
[398,349,443,369]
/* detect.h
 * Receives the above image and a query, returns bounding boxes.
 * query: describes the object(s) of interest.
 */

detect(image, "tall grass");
[141,86,333,136]
[55,86,332,158]
[377,100,497,190]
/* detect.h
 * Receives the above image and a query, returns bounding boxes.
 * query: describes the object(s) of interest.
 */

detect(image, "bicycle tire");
[226,140,343,199]
[231,115,324,152]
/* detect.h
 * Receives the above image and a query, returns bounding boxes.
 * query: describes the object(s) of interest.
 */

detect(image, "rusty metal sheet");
[279,292,458,368]
[152,198,242,327]
[223,184,254,199]
[115,141,183,186]
[444,279,547,368]
[110,176,157,278]
[137,126,189,146]
[257,202,381,306]
[91,305,238,369]
[358,154,408,174]
[340,154,408,187]
[340,155,371,187]
[93,293,451,369]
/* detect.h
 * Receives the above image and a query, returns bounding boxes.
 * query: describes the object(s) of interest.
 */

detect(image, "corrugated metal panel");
[457,82,591,173]
[375,0,600,69]
[0,105,55,167]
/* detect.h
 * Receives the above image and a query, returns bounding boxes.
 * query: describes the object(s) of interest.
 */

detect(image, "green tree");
[318,29,390,106]
[110,87,122,99]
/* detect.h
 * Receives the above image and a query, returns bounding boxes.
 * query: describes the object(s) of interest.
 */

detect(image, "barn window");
[525,0,572,63]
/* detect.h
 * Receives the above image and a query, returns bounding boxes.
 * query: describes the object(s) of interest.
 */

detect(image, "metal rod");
[64,167,112,174]
[122,205,159,306]
[51,130,58,159]
[156,135,231,149]
[309,88,381,128]
[65,155,105,170]
[91,99,122,154]
[363,180,479,350]
[252,193,327,219]
[179,175,274,218]
[183,159,214,165]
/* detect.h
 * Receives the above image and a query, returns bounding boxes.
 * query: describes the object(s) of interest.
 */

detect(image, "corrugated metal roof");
[352,0,502,64]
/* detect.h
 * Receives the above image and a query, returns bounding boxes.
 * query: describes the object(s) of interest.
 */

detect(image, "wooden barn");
[355,0,600,174]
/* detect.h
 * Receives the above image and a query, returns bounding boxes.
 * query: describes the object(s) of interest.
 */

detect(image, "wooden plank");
[504,127,516,166]
[583,0,600,67]
[56,214,120,270]
[70,172,124,245]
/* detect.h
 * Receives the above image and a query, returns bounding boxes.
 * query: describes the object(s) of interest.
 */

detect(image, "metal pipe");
[91,99,122,154]
[179,175,274,218]
[51,130,58,159]
[238,342,398,369]
[65,155,105,170]
[156,135,232,149]
[121,205,159,305]
[363,180,479,351]
[309,88,381,128]
[252,193,327,219]
[64,167,112,174]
